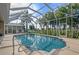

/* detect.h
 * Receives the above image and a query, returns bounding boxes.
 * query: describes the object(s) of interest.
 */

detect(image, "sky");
[10,3,64,23]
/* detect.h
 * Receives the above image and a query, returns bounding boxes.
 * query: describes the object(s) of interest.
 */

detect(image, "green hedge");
[28,29,79,39]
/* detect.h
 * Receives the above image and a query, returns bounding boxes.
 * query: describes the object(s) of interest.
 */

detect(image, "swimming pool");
[15,34,66,52]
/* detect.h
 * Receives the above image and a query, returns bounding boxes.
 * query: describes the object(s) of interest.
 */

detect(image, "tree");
[20,10,32,32]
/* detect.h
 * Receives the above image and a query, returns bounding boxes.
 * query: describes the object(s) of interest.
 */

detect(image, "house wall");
[0,21,4,34]
[0,15,4,34]
[0,3,10,35]
[5,25,24,34]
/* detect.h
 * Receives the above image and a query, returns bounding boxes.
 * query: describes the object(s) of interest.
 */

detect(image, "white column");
[4,23,5,35]
[12,26,13,34]
[4,24,5,35]
[21,26,23,32]
[7,25,8,34]
[16,26,17,33]
[50,25,52,33]
[36,23,37,33]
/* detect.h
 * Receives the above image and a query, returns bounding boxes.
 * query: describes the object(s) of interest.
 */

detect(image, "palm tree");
[19,10,32,32]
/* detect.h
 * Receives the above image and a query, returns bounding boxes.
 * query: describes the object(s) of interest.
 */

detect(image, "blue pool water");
[15,34,66,52]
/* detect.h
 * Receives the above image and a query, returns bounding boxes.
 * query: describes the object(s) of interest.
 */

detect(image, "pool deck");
[0,34,79,55]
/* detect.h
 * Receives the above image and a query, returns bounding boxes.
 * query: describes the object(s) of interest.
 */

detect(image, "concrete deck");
[0,34,79,55]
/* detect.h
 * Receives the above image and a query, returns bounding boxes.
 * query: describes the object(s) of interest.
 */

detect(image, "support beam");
[28,7,43,15]
[44,3,58,36]
[59,19,60,36]
[38,13,79,23]
[70,4,73,38]
[10,7,28,11]
[10,7,43,16]
[10,3,32,11]
[66,14,68,37]
[31,6,45,15]
[10,4,44,17]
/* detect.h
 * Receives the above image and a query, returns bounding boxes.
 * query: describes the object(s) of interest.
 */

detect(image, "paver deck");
[0,34,79,55]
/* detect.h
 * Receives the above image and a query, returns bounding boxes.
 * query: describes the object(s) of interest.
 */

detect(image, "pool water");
[15,34,66,52]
